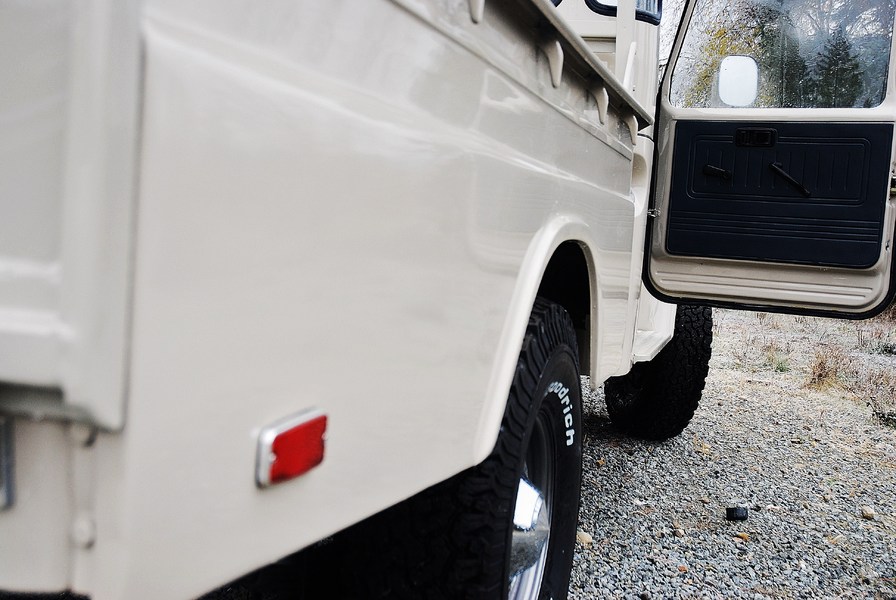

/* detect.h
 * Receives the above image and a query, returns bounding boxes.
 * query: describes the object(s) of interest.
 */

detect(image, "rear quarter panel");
[77,1,639,597]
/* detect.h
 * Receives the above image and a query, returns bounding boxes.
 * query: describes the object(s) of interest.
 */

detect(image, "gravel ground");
[570,309,896,600]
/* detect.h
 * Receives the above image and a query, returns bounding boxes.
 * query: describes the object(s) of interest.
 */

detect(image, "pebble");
[576,530,593,545]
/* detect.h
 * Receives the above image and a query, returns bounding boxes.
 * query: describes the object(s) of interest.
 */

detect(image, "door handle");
[769,162,811,197]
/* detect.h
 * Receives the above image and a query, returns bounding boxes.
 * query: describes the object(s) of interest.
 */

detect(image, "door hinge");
[647,208,661,218]
[890,176,896,196]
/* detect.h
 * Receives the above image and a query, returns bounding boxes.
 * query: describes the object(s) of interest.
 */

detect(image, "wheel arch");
[537,241,593,376]
[471,217,599,464]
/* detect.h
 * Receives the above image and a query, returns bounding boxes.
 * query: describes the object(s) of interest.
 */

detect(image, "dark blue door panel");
[666,121,893,268]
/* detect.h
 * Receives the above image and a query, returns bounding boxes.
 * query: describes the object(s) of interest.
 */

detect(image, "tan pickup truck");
[2,0,894,598]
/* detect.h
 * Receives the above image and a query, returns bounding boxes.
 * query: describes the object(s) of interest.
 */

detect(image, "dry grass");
[720,305,896,427]
[806,345,849,389]
[731,333,760,370]
[861,368,896,426]
[876,299,896,323]
[808,308,896,424]
[784,308,896,426]
[762,340,791,373]
[863,305,896,423]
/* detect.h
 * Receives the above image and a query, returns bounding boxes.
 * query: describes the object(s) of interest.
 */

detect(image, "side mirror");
[718,56,759,107]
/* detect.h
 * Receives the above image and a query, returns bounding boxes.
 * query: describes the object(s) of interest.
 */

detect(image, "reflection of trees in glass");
[676,0,811,107]
[748,2,812,107]
[814,27,863,107]
[671,0,895,108]
[681,25,754,106]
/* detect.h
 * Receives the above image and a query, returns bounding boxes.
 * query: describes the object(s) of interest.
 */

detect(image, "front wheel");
[604,304,712,441]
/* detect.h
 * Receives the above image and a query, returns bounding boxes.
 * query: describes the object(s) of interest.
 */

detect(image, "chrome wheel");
[508,412,554,599]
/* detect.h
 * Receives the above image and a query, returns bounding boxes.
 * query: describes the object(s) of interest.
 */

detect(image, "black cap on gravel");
[726,507,749,521]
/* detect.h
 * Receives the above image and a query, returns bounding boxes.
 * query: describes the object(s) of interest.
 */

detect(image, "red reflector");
[256,410,327,487]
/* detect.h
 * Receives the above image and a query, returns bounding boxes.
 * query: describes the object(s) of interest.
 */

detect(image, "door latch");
[0,416,13,510]
[735,127,777,147]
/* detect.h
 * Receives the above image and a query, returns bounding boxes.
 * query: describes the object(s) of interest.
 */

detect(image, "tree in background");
[746,2,812,108]
[680,24,755,107]
[813,27,864,107]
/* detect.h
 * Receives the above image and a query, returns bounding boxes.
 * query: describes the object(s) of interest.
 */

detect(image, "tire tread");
[604,305,712,441]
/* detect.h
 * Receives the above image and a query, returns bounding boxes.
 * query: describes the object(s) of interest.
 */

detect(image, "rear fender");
[472,216,600,463]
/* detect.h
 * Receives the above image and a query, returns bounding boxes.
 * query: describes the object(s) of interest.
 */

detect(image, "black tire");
[604,304,712,441]
[454,297,583,599]
[340,298,583,600]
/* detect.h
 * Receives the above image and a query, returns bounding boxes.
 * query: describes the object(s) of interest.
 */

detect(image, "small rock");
[861,506,876,520]
[673,528,685,538]
[828,534,845,545]
[859,567,879,584]
[677,565,688,573]
[576,530,593,545]
[701,497,711,504]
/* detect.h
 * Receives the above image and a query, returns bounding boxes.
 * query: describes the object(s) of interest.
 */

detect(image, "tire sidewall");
[507,346,583,599]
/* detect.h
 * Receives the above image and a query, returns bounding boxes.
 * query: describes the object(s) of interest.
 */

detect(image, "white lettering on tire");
[548,381,575,446]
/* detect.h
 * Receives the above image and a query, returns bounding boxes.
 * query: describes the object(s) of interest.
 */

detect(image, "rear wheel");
[344,299,583,599]
[456,298,583,599]
[604,304,712,441]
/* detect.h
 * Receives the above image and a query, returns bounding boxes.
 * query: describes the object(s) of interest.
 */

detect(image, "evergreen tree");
[748,4,811,108]
[813,27,863,107]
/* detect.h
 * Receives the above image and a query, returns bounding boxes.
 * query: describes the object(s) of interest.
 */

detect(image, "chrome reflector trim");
[255,408,326,488]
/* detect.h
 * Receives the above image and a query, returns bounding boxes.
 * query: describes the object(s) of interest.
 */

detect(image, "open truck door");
[647,0,896,318]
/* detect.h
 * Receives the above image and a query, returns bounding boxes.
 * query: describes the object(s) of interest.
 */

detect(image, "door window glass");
[671,0,895,108]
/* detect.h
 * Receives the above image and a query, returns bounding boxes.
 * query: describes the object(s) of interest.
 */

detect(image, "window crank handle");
[769,162,811,197]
